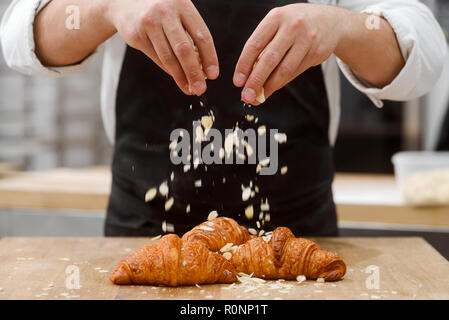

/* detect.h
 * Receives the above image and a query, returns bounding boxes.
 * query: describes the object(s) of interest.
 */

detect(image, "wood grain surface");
[0,237,448,300]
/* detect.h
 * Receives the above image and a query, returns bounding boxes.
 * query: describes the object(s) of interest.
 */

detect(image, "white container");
[391,151,449,206]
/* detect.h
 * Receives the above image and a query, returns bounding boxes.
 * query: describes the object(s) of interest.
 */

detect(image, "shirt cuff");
[3,0,95,77]
[336,6,420,108]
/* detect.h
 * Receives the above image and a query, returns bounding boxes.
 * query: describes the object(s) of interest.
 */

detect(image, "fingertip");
[206,65,219,80]
[241,87,256,104]
[234,72,247,87]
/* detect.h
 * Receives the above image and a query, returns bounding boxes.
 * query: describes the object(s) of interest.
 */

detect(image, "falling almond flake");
[170,171,174,181]
[189,104,193,110]
[256,221,261,229]
[165,197,174,211]
[201,115,213,131]
[256,164,261,174]
[274,133,287,144]
[245,205,254,220]
[257,125,266,136]
[194,179,202,188]
[162,221,167,233]
[256,88,266,104]
[259,158,270,167]
[200,101,204,107]
[219,147,225,159]
[258,230,265,236]
[159,181,169,197]
[208,210,218,221]
[242,187,251,201]
[195,126,204,143]
[222,177,226,184]
[145,187,157,202]
[281,166,288,175]
[186,204,191,213]
[166,223,175,233]
[264,213,271,222]
[260,199,270,211]
[183,164,191,173]
[224,134,234,158]
[245,114,254,122]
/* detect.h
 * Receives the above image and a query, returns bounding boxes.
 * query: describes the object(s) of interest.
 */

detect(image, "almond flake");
[245,205,254,220]
[186,204,191,213]
[145,187,157,202]
[165,197,174,211]
[257,125,266,136]
[208,210,218,220]
[274,133,287,144]
[242,187,251,201]
[159,181,169,197]
[317,278,325,283]
[281,166,288,175]
[151,235,162,242]
[222,252,232,260]
[198,226,214,232]
[248,228,257,235]
[256,88,265,104]
[194,179,202,188]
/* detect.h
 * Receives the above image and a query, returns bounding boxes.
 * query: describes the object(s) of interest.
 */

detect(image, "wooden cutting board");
[0,237,448,300]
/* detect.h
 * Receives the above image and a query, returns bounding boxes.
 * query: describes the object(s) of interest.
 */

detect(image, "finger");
[233,9,280,88]
[240,28,294,105]
[264,42,311,99]
[181,4,219,80]
[146,26,191,95]
[163,19,206,96]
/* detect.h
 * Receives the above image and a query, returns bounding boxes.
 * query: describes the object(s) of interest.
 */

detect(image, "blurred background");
[0,1,448,256]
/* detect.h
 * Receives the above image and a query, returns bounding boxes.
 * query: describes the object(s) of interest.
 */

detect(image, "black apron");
[105,0,338,237]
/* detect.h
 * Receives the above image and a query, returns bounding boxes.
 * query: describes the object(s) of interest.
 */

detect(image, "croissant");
[181,217,250,252]
[110,234,237,286]
[230,227,346,281]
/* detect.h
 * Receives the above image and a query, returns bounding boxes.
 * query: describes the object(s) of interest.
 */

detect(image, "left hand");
[234,3,346,105]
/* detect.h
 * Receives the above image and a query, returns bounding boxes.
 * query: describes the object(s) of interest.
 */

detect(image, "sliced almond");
[145,187,157,202]
[208,210,218,221]
[245,205,254,220]
[222,252,232,260]
[165,197,174,211]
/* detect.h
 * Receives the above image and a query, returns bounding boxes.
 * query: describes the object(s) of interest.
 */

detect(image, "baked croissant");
[182,217,250,252]
[110,234,237,286]
[230,227,346,281]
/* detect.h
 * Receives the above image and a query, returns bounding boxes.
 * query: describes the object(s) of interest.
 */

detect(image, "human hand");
[105,0,219,95]
[234,4,347,105]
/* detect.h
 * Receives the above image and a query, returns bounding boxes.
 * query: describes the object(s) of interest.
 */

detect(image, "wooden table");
[0,168,448,230]
[0,237,448,300]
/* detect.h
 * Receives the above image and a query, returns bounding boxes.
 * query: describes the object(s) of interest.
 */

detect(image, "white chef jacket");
[0,0,447,145]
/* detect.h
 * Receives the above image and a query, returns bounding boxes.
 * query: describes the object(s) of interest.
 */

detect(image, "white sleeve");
[336,0,448,108]
[0,0,95,77]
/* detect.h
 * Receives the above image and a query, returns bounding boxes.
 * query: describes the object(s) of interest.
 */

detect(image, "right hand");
[104,0,219,95]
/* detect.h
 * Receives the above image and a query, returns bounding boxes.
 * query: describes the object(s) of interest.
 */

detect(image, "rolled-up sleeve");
[0,0,94,77]
[337,0,448,108]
